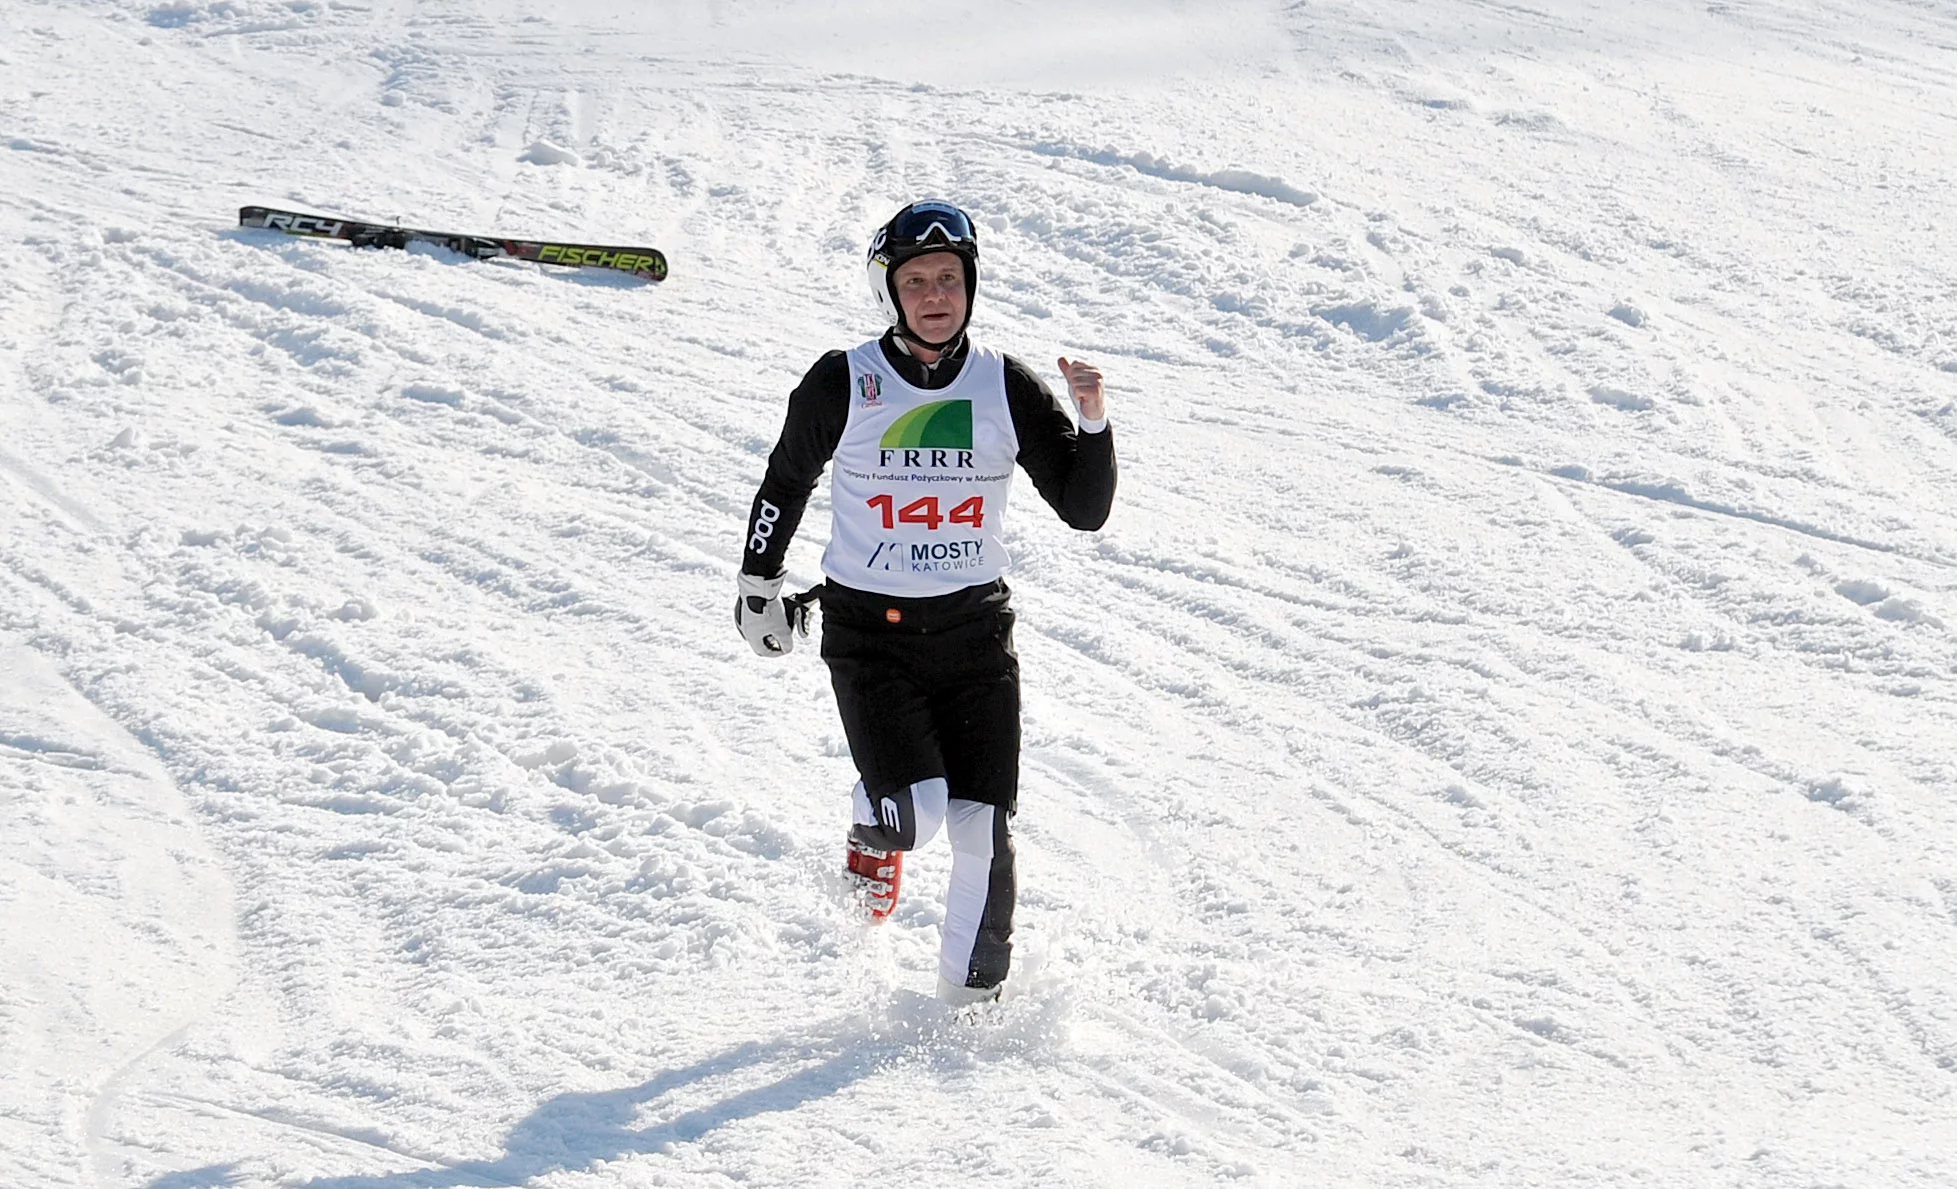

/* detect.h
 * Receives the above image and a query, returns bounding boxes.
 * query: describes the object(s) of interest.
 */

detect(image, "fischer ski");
[238,206,668,281]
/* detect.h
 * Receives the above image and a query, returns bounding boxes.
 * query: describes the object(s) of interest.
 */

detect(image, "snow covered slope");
[4,1,1956,1185]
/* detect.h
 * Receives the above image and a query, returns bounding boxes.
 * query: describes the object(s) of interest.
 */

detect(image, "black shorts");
[819,580,1021,813]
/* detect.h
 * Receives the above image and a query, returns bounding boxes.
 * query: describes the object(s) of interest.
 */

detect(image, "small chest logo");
[858,373,882,407]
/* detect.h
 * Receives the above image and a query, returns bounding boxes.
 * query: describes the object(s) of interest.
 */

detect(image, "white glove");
[735,571,795,657]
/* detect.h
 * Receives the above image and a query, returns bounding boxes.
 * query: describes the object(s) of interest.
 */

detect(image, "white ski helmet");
[865,199,980,346]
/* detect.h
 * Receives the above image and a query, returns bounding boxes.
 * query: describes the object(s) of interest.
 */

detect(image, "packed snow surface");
[4,1,1956,1185]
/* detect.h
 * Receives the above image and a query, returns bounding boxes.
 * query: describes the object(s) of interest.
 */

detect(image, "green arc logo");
[881,400,972,450]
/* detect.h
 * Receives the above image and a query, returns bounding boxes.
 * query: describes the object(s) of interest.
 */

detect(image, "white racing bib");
[822,339,1020,597]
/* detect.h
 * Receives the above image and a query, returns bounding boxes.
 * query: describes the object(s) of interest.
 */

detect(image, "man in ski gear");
[737,199,1117,1004]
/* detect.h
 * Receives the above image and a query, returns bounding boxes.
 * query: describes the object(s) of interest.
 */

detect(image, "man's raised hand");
[1057,357,1106,423]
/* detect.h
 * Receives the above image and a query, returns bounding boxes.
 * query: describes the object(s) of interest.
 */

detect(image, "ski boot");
[845,837,902,921]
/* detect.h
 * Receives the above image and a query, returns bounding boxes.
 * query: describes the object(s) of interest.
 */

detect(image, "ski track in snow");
[4,0,1957,1186]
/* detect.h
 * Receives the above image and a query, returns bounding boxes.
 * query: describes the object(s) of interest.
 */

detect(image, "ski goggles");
[881,202,978,256]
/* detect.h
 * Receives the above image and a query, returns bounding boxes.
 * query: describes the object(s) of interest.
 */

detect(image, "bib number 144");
[867,494,984,531]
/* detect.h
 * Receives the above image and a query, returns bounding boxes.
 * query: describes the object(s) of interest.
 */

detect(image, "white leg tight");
[940,799,1014,990]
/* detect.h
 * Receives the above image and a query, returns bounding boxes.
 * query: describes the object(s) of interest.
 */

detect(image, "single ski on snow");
[238,206,668,282]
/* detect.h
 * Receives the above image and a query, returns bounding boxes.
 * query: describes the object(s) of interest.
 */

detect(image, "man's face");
[892,251,968,344]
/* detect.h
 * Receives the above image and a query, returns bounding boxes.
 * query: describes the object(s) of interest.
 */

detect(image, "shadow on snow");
[141,1038,883,1189]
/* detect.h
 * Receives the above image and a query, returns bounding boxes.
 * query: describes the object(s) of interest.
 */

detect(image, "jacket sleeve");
[741,351,851,577]
[1005,355,1117,531]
